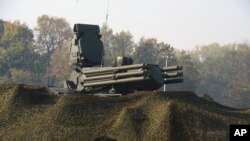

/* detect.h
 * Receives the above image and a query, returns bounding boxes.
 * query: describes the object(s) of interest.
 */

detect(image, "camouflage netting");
[0,84,249,141]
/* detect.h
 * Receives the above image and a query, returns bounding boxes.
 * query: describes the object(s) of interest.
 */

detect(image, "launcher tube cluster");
[65,24,183,94]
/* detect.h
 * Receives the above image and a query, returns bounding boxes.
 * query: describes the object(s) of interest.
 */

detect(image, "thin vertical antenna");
[105,0,110,25]
[101,0,110,67]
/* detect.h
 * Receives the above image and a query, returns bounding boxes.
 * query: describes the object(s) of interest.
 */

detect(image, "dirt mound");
[0,84,249,141]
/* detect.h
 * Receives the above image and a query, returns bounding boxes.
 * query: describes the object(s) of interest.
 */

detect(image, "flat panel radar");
[73,24,104,67]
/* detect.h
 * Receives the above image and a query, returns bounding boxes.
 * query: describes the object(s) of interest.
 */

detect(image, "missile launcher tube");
[161,65,183,72]
[83,76,146,87]
[162,72,183,78]
[83,71,145,81]
[83,64,145,75]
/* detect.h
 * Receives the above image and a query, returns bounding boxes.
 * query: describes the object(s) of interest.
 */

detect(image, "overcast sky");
[0,0,250,50]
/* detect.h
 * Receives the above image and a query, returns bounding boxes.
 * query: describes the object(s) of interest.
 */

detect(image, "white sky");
[0,0,250,50]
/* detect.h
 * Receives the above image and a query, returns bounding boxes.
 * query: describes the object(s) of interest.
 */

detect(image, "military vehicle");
[65,24,183,94]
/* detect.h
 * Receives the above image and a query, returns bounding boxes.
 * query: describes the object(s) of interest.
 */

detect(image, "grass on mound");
[0,84,249,141]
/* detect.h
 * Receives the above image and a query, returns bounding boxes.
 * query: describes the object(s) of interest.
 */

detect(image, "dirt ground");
[0,84,249,141]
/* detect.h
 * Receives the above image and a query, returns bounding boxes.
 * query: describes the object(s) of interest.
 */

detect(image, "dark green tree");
[175,50,199,91]
[0,20,45,84]
[112,31,134,57]
[191,43,250,108]
[100,23,115,66]
[133,38,158,64]
[133,37,174,66]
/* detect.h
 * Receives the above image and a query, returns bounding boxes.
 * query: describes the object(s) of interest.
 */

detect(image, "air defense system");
[65,24,183,94]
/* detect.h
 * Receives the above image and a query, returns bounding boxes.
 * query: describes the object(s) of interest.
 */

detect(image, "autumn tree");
[34,15,73,86]
[35,15,72,54]
[1,21,33,49]
[50,44,71,87]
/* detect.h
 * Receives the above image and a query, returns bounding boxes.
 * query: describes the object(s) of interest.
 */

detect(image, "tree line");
[0,15,249,108]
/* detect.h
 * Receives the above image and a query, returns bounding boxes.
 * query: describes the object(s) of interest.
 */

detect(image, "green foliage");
[34,15,72,54]
[0,47,8,75]
[34,15,73,86]
[1,20,33,49]
[134,38,157,64]
[154,42,174,67]
[101,24,174,67]
[100,24,134,66]
[0,19,4,45]
[101,23,115,66]
[0,20,46,84]
[112,31,134,57]
[10,68,35,84]
[0,16,249,108]
[50,44,71,87]
[173,50,199,91]
[133,38,174,66]
[189,43,250,108]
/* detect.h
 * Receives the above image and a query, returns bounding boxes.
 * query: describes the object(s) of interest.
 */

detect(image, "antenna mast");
[105,0,110,25]
[101,0,110,67]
